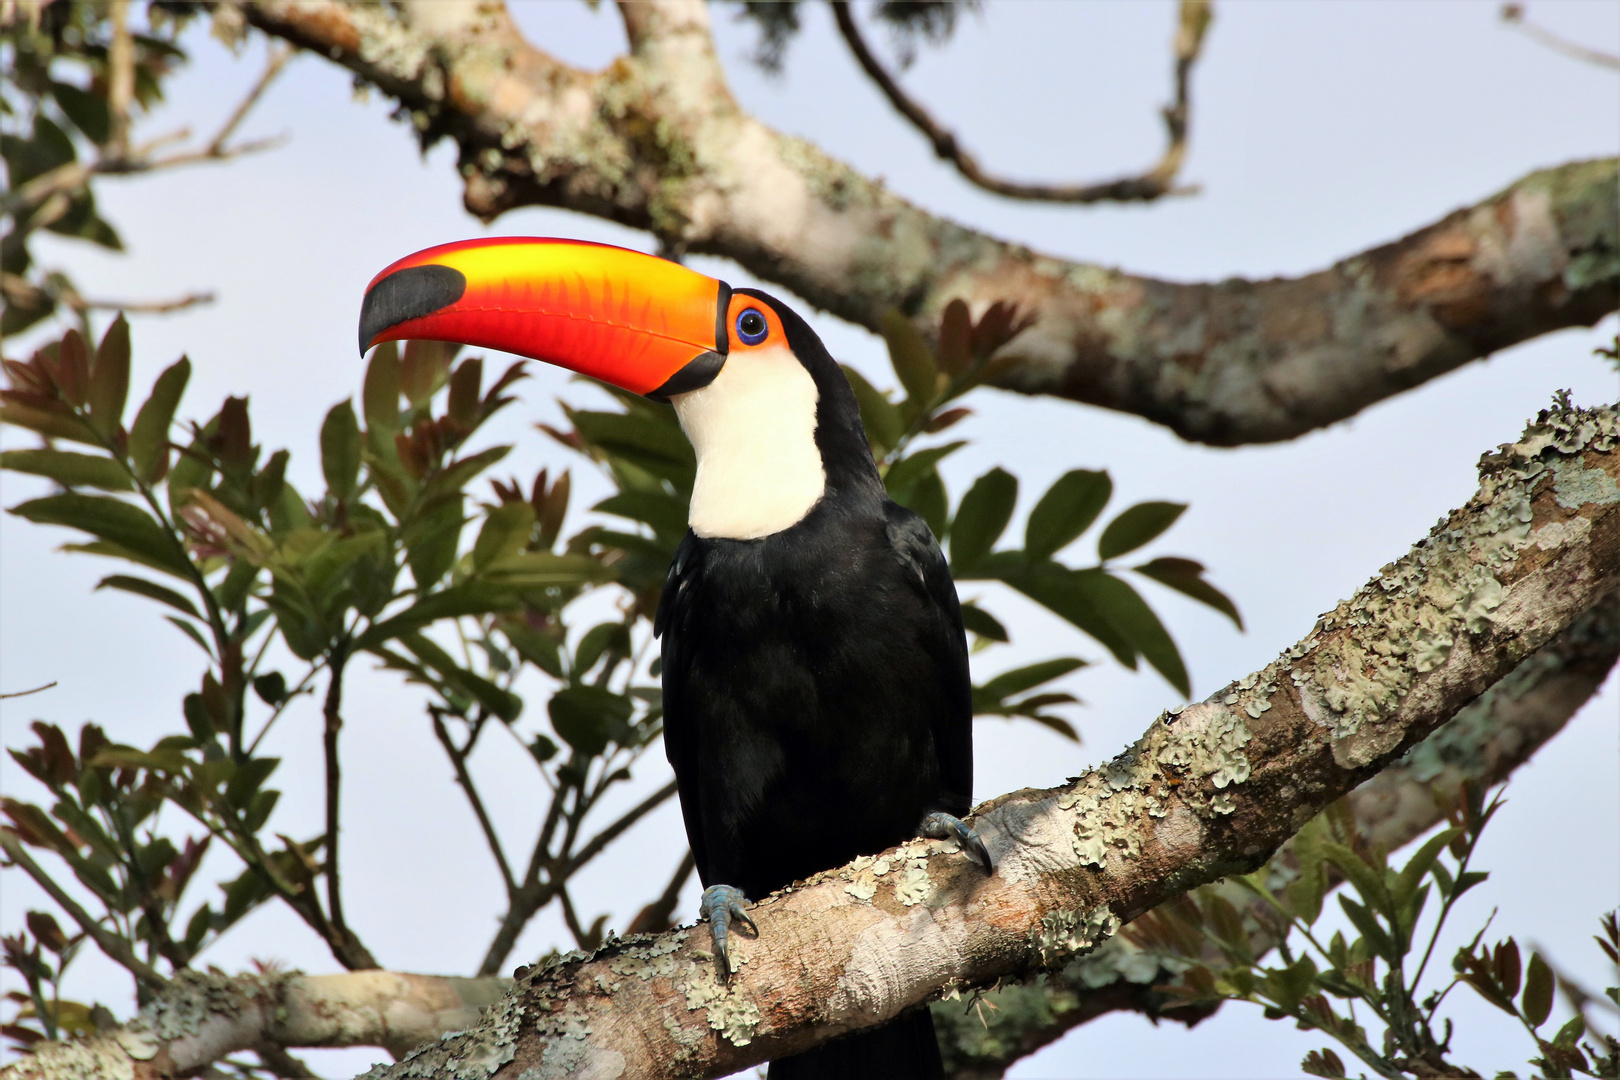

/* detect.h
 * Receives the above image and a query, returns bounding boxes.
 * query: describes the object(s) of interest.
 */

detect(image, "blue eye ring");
[735,307,769,346]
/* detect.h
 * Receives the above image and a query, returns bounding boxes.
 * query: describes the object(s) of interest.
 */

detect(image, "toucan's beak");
[359,237,731,400]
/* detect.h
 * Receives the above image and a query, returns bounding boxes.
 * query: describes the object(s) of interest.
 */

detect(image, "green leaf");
[903,468,948,540]
[1323,842,1393,919]
[95,574,201,619]
[1286,863,1326,927]
[472,502,536,569]
[128,356,191,484]
[253,672,288,706]
[594,492,688,539]
[397,632,522,722]
[1,449,132,491]
[951,468,1017,571]
[992,561,1137,668]
[405,499,464,589]
[1338,896,1396,964]
[841,364,903,456]
[884,441,965,503]
[320,401,361,499]
[573,622,629,679]
[167,616,214,657]
[975,658,1085,703]
[482,551,608,587]
[549,685,633,757]
[880,309,939,405]
[88,315,130,437]
[1394,827,1460,910]
[0,403,98,445]
[362,341,401,434]
[50,81,111,144]
[10,493,189,576]
[1025,470,1111,561]
[1098,501,1186,560]
[1134,556,1243,630]
[958,601,1008,642]
[1516,952,1555,1029]
[1075,570,1189,695]
[356,583,518,651]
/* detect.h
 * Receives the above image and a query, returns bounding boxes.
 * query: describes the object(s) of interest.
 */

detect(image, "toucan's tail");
[767,1008,943,1079]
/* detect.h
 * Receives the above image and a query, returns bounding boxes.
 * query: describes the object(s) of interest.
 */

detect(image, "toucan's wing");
[654,530,710,880]
[884,503,974,815]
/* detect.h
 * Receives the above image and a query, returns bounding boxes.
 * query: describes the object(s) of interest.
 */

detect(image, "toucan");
[360,237,990,1079]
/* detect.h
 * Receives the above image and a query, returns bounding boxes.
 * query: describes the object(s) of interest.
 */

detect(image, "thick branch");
[935,586,1620,1078]
[7,404,1617,1079]
[831,0,1207,204]
[238,0,1617,445]
[0,969,511,1079]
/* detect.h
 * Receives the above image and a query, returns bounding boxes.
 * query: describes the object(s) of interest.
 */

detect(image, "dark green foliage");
[1124,786,1620,1079]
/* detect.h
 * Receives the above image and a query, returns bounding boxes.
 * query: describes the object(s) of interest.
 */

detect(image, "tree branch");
[237,0,1617,446]
[7,400,1616,1077]
[0,969,512,1079]
[935,586,1620,1078]
[321,644,380,971]
[1501,3,1620,71]
[831,0,1208,204]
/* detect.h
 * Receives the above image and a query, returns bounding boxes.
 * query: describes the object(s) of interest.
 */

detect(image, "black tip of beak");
[358,264,468,356]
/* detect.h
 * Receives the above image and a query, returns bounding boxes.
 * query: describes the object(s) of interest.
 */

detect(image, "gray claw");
[921,811,993,872]
[700,884,756,982]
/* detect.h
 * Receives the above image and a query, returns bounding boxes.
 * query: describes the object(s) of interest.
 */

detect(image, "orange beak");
[359,237,730,400]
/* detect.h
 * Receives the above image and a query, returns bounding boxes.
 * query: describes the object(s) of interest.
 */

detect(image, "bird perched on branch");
[361,237,990,1078]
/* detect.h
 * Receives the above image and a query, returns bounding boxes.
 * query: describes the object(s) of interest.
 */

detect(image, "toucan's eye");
[736,308,769,346]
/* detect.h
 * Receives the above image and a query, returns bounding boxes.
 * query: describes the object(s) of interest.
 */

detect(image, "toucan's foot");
[921,811,993,872]
[699,884,756,983]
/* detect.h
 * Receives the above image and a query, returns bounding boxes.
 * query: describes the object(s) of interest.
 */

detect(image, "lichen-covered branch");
[7,402,1617,1080]
[0,969,511,1080]
[934,587,1620,1079]
[346,403,1613,1078]
[233,0,1618,445]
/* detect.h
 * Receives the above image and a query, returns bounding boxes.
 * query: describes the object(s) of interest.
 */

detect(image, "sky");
[2,1,1618,1077]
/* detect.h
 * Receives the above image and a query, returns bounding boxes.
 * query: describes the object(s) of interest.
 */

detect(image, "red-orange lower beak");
[359,237,730,399]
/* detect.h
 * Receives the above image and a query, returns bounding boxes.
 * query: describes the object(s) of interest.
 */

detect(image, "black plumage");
[655,291,971,1078]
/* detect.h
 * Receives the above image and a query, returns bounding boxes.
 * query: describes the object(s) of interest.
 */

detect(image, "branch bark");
[234,0,1618,445]
[6,401,1616,1079]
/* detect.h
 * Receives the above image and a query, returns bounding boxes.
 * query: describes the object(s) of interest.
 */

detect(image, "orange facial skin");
[721,292,789,355]
[360,237,729,398]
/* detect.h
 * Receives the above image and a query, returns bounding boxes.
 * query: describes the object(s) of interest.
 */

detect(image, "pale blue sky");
[2,2,1617,1076]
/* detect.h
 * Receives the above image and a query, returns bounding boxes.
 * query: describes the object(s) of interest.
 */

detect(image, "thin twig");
[432,713,518,896]
[107,0,135,157]
[0,830,169,990]
[320,644,365,966]
[557,779,678,879]
[830,0,1211,203]
[1501,4,1620,70]
[627,849,697,935]
[558,885,591,950]
[0,680,56,699]
[210,45,294,154]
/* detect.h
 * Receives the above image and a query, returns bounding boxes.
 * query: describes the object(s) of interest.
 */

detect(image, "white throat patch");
[672,343,826,540]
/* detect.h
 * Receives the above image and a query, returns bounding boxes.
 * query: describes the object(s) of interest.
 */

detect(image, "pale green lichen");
[1288,400,1617,767]
[1552,457,1620,509]
[679,965,761,1047]
[1030,905,1120,968]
